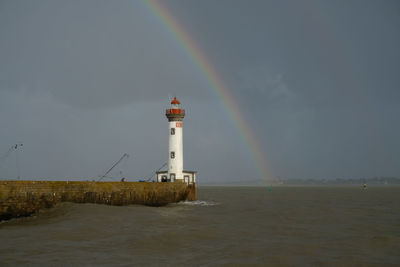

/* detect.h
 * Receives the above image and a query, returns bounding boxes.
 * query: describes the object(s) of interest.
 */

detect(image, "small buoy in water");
[268,186,272,192]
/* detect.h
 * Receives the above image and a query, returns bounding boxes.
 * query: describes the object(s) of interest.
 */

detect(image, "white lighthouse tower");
[156,97,196,184]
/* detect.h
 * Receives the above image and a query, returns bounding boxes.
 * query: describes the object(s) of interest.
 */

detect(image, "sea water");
[1,186,399,266]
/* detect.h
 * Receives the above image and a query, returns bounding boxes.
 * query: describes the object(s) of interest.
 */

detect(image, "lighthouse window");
[171,128,175,135]
[170,151,175,159]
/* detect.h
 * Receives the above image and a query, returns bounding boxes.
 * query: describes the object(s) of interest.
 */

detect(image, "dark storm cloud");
[0,0,207,109]
[0,0,399,182]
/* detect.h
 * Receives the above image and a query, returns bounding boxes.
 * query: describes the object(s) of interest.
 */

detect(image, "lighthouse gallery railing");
[165,109,185,115]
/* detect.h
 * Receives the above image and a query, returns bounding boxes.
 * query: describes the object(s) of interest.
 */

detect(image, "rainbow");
[144,0,272,183]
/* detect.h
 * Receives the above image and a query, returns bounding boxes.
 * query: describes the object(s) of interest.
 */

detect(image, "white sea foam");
[179,200,219,206]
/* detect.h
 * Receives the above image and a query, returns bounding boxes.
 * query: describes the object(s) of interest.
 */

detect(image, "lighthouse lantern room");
[156,97,196,184]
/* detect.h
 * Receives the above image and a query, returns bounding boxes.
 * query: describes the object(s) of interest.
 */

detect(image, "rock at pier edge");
[0,181,197,221]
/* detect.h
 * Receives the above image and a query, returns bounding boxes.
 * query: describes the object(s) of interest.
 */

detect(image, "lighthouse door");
[170,173,175,182]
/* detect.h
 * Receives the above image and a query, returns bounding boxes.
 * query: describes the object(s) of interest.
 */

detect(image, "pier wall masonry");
[0,181,196,221]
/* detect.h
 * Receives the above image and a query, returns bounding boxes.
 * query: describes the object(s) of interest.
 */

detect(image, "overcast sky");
[0,0,399,184]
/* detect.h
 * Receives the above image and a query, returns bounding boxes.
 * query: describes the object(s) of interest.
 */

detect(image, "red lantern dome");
[171,97,180,105]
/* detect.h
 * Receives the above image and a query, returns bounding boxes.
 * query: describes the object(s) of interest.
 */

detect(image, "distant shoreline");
[198,177,400,187]
[199,183,400,187]
[198,184,400,187]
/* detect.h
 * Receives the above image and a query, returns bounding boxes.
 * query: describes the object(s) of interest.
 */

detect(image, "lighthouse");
[156,97,196,184]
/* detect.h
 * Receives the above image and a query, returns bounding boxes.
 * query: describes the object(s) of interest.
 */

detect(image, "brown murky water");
[1,186,399,266]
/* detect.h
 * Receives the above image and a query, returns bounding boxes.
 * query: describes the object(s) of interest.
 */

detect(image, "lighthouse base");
[156,170,197,184]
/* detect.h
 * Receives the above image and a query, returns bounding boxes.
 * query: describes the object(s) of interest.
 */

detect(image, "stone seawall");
[0,181,197,221]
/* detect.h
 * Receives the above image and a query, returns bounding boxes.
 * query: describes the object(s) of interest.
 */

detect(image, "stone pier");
[0,181,197,221]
